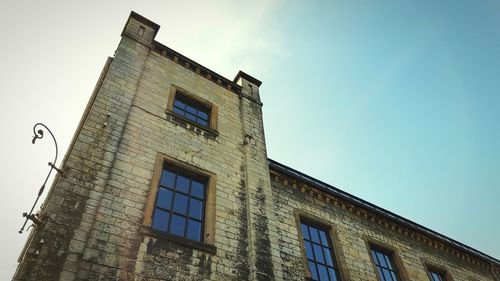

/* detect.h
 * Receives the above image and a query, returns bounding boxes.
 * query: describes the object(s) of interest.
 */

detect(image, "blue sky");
[0,0,498,279]
[261,0,500,259]
[262,0,500,253]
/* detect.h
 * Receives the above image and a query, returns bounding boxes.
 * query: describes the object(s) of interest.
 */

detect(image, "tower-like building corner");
[13,11,500,281]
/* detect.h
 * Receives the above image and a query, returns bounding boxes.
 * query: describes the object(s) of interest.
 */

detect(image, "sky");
[0,0,499,279]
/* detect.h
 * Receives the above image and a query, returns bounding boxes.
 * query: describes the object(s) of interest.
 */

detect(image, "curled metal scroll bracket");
[19,123,62,234]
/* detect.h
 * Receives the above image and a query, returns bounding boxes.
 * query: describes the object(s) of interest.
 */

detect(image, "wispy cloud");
[150,0,289,78]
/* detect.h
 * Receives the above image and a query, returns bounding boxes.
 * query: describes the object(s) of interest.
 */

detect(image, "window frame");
[422,260,453,281]
[295,211,349,281]
[166,85,218,132]
[365,239,409,281]
[142,153,217,253]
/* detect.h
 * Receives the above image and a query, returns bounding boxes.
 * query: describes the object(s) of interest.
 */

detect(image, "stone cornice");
[151,42,243,96]
[121,11,160,42]
[234,70,262,87]
[268,159,500,273]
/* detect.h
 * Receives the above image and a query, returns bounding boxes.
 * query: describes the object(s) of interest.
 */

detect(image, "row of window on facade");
[145,155,450,281]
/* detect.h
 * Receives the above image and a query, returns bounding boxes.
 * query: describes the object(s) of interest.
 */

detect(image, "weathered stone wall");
[13,11,499,281]
[13,11,281,281]
[13,14,155,281]
[270,178,496,281]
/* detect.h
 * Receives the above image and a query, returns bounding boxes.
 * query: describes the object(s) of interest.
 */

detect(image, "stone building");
[13,11,500,281]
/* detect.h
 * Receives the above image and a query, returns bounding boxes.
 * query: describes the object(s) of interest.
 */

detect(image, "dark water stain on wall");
[235,178,250,280]
[253,180,275,281]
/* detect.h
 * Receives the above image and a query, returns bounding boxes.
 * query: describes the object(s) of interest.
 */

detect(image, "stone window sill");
[165,110,219,140]
[139,225,217,254]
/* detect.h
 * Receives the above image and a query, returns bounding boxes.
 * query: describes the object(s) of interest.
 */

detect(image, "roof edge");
[152,41,242,95]
[268,158,500,267]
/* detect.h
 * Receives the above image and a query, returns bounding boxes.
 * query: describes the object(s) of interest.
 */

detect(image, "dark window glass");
[310,227,320,243]
[186,105,197,114]
[173,193,188,214]
[151,164,207,242]
[174,100,185,109]
[301,223,310,239]
[371,248,401,281]
[152,209,169,232]
[191,180,204,199]
[328,268,338,281]
[189,198,203,220]
[304,241,314,260]
[172,93,211,127]
[314,244,325,263]
[176,175,190,194]
[324,248,334,266]
[198,111,208,120]
[170,214,185,236]
[187,219,202,241]
[186,113,197,121]
[319,230,329,245]
[429,271,445,281]
[309,261,319,280]
[198,119,208,126]
[156,188,173,209]
[173,107,184,115]
[300,221,342,281]
[318,264,329,281]
[160,170,175,188]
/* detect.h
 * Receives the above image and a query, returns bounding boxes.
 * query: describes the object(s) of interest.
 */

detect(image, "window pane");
[186,113,196,121]
[310,227,320,243]
[152,209,169,232]
[173,107,185,116]
[372,251,380,266]
[173,100,185,109]
[198,110,208,120]
[328,268,339,281]
[319,230,329,246]
[313,244,325,263]
[160,170,175,188]
[186,105,197,114]
[391,271,400,281]
[173,193,188,215]
[324,248,334,266]
[169,214,185,237]
[383,268,393,281]
[186,219,202,241]
[301,222,341,281]
[384,255,394,270]
[317,264,329,281]
[376,267,384,281]
[304,241,314,260]
[430,272,443,281]
[197,118,208,126]
[191,180,204,199]
[176,175,190,193]
[301,223,310,240]
[189,198,203,220]
[156,188,173,210]
[376,252,388,268]
[308,261,319,281]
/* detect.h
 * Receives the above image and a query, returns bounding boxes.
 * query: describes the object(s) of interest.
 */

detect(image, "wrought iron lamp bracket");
[19,123,62,234]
